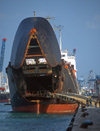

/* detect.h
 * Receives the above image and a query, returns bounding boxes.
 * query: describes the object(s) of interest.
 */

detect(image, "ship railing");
[24,90,52,98]
[53,93,78,103]
[65,92,88,100]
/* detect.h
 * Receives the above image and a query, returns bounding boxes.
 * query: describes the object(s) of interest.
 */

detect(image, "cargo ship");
[0,91,9,103]
[6,17,79,114]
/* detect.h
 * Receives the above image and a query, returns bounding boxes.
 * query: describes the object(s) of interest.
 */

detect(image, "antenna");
[73,48,76,56]
[33,11,36,17]
[54,25,63,51]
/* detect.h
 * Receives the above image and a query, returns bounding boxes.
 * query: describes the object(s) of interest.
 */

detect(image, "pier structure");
[65,93,100,131]
[69,107,100,131]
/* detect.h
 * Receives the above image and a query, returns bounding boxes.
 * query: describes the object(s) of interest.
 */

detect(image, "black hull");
[10,17,61,69]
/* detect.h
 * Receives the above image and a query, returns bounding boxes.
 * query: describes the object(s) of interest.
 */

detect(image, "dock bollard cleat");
[80,120,93,128]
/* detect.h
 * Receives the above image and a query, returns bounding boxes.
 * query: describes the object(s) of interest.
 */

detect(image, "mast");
[59,27,62,51]
[54,25,63,51]
[33,11,36,17]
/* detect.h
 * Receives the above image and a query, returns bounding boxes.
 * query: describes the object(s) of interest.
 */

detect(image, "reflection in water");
[0,103,73,131]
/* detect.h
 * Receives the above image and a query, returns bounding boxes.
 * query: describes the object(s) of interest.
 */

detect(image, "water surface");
[0,103,73,131]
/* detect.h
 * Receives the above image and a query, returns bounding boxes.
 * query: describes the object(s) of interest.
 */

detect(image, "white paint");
[61,50,77,77]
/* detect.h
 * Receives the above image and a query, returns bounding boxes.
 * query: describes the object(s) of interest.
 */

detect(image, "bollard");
[80,120,93,128]
[81,112,89,117]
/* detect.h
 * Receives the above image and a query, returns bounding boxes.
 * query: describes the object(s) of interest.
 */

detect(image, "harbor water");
[0,103,73,131]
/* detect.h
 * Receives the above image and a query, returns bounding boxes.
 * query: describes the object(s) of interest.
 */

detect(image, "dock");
[67,106,100,131]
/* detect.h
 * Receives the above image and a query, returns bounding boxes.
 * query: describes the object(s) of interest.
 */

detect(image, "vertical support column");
[37,100,40,114]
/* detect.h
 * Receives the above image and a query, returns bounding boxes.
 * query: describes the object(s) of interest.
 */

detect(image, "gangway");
[54,93,100,107]
[53,93,88,105]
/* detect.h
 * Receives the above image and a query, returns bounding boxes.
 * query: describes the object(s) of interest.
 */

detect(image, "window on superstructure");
[62,55,65,57]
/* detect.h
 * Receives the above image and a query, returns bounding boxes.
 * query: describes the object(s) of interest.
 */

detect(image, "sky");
[0,0,100,79]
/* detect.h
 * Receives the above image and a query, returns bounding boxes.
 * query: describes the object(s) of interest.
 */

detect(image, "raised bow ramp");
[10,17,61,69]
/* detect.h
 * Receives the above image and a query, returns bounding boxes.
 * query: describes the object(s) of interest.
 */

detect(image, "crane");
[86,70,96,95]
[0,38,7,72]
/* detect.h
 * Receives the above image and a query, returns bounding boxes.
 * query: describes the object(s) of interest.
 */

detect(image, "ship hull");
[7,64,79,114]
[0,93,9,103]
[12,103,78,114]
[8,85,78,114]
[7,78,78,114]
[0,99,9,103]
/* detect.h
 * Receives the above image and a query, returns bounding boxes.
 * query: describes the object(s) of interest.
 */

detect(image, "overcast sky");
[0,0,100,78]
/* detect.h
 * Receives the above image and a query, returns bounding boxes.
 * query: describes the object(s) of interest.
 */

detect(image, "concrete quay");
[71,106,100,131]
